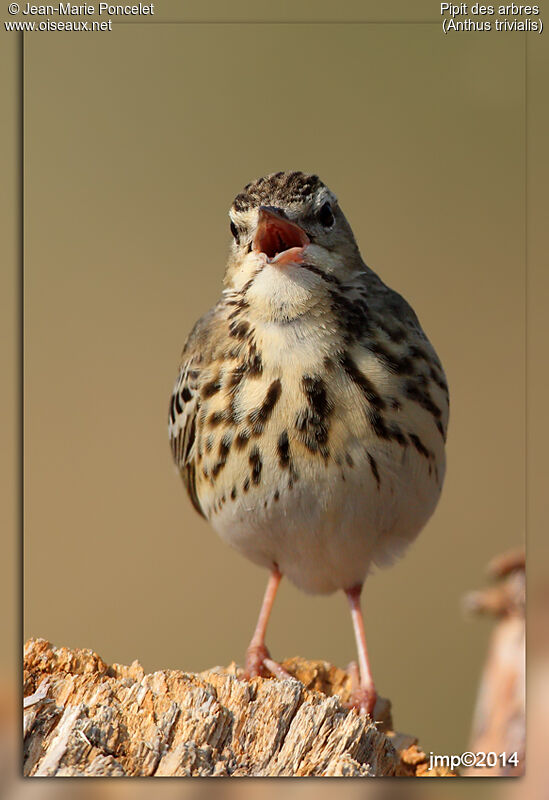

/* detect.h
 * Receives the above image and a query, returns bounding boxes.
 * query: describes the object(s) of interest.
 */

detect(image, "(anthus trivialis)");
[169,171,449,716]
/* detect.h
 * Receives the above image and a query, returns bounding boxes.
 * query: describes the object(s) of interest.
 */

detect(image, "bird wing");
[168,306,220,518]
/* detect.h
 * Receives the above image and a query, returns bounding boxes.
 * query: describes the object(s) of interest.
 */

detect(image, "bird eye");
[317,202,335,228]
[230,221,240,243]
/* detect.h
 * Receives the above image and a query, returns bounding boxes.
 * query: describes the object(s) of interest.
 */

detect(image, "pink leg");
[245,566,287,679]
[345,584,377,716]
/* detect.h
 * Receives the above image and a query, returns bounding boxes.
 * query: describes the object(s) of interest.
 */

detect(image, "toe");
[263,658,293,680]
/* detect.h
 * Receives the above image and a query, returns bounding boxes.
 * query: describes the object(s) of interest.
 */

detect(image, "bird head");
[223,172,363,321]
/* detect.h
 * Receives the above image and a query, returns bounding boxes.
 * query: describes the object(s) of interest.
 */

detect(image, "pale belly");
[188,302,448,595]
[208,437,444,595]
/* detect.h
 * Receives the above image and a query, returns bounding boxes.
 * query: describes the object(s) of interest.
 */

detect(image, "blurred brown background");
[3,0,546,764]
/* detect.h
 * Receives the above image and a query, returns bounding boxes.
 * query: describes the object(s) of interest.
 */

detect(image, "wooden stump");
[23,638,453,777]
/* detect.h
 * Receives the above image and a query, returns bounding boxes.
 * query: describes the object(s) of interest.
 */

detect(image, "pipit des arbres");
[169,172,449,716]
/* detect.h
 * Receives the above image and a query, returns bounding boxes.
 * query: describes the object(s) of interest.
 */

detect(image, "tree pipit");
[169,172,449,716]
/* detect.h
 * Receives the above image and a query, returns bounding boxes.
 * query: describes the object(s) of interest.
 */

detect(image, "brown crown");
[232,171,325,213]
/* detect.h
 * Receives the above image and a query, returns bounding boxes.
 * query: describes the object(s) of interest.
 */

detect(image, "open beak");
[253,206,309,266]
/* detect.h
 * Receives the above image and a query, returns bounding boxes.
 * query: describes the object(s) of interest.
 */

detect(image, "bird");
[168,171,449,716]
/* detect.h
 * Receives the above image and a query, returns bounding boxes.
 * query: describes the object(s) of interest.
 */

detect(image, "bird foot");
[244,644,292,680]
[344,660,377,717]
[244,643,270,678]
[344,685,377,717]
[344,660,392,728]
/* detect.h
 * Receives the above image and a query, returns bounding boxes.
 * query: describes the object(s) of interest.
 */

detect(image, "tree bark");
[23,638,453,777]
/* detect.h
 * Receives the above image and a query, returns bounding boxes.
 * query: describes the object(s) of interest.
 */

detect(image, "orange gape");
[253,207,309,264]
